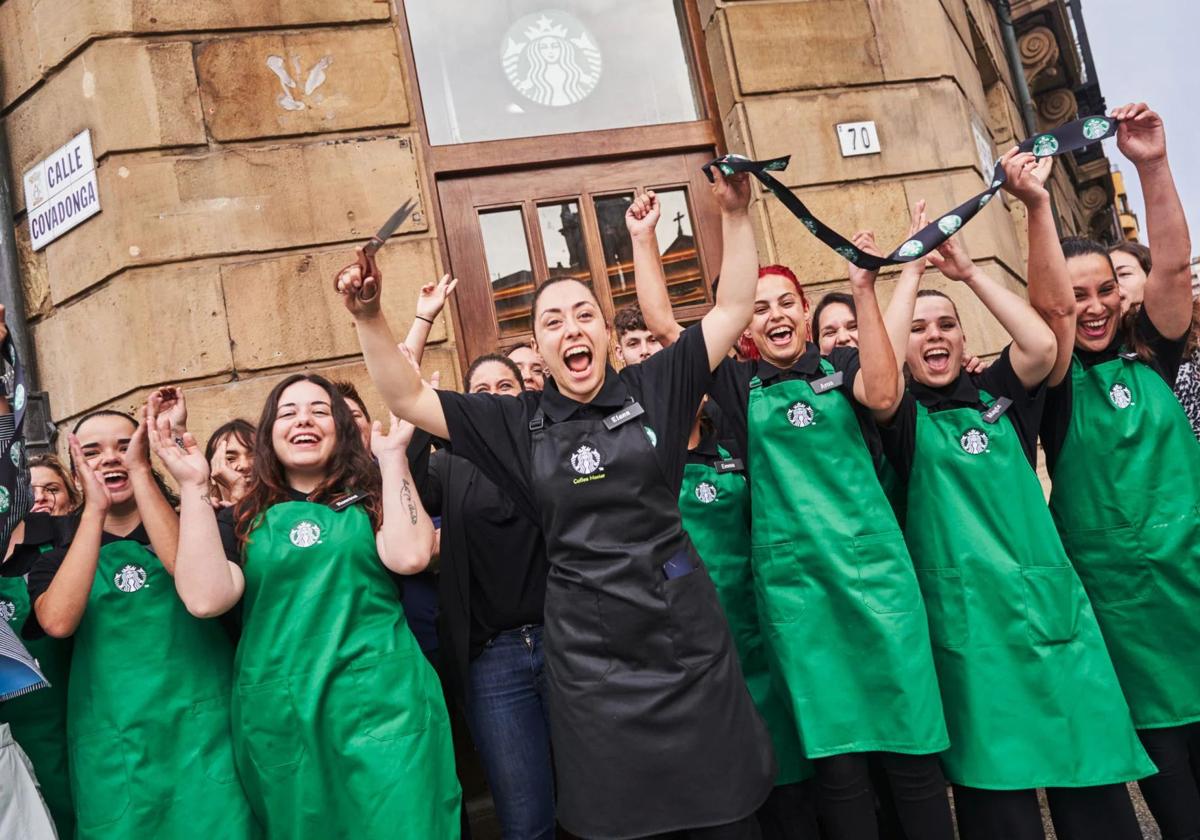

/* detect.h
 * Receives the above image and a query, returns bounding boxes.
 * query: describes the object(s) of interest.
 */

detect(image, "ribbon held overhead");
[703,114,1119,270]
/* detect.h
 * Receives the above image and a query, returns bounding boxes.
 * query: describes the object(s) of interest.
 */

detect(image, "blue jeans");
[465,625,555,840]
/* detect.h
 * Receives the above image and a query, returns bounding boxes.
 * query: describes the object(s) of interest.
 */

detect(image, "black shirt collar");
[690,424,722,461]
[539,365,630,423]
[755,342,822,384]
[909,370,981,410]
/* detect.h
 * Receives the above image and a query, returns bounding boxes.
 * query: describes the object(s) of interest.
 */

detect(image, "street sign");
[23,130,101,251]
[836,121,881,158]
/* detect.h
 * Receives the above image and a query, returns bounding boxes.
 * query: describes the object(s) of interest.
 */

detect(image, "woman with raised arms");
[636,198,953,839]
[879,149,1152,840]
[336,168,774,840]
[150,374,461,838]
[1037,103,1200,840]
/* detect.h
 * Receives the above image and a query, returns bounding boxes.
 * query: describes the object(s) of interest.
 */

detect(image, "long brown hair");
[1062,236,1157,364]
[234,374,382,547]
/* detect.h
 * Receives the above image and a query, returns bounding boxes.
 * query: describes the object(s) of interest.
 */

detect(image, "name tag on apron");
[330,492,368,511]
[1119,350,1138,361]
[603,401,645,430]
[661,549,697,580]
[809,370,844,394]
[980,397,1013,424]
[715,458,744,474]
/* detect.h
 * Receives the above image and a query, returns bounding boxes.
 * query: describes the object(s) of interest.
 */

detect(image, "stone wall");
[1,0,456,449]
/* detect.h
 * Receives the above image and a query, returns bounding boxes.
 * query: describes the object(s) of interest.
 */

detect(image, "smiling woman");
[336,166,776,839]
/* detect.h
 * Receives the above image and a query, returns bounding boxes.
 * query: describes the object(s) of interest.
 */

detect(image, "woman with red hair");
[636,199,951,840]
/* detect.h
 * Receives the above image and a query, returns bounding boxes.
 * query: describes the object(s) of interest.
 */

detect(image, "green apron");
[68,537,258,839]
[905,391,1154,788]
[235,500,460,837]
[679,446,811,785]
[1049,353,1200,729]
[746,361,947,757]
[0,558,74,837]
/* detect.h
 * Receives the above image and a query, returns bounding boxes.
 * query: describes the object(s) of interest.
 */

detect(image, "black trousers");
[813,752,954,840]
[636,813,761,840]
[756,780,820,840]
[1137,723,1200,840]
[953,782,1142,840]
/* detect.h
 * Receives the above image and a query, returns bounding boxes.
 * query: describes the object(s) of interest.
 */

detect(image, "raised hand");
[370,413,416,460]
[335,246,383,318]
[926,235,979,284]
[69,433,112,513]
[710,167,751,215]
[999,147,1052,207]
[964,355,991,375]
[1112,103,1167,168]
[121,406,153,472]
[416,273,458,322]
[147,387,187,433]
[625,191,662,239]
[208,437,247,506]
[847,231,882,289]
[147,407,210,490]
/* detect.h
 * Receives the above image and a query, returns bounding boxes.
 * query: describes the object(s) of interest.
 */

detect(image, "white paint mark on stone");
[304,56,333,96]
[129,245,141,257]
[266,54,333,112]
[81,70,96,98]
[266,55,304,111]
[117,166,130,178]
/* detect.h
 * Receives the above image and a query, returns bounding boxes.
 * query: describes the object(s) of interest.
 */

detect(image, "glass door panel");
[479,208,537,338]
[537,201,591,282]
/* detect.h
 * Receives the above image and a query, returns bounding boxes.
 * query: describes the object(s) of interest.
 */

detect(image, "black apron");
[529,398,774,839]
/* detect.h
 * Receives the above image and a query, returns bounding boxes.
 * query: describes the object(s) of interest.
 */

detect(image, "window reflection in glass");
[405,0,700,145]
[537,201,590,283]
[595,189,704,314]
[479,208,535,338]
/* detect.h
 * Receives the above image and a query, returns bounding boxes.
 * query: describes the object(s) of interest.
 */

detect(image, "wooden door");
[438,150,722,362]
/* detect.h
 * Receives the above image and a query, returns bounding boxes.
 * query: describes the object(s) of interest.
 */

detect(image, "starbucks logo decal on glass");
[290,520,322,548]
[502,12,602,108]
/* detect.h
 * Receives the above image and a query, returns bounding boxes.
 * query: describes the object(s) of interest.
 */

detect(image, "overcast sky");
[1086,0,1197,250]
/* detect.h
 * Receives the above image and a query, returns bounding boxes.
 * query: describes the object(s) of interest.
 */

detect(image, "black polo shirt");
[2,513,77,580]
[879,345,1044,483]
[1041,307,1188,474]
[707,343,866,476]
[422,448,548,658]
[436,322,712,515]
[686,422,727,467]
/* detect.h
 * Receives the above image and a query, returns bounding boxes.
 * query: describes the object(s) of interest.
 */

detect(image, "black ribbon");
[703,114,1119,270]
[0,331,32,558]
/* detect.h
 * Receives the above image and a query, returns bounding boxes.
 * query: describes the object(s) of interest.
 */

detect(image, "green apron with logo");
[1049,353,1200,729]
[905,391,1154,788]
[0,562,74,837]
[235,500,460,838]
[746,361,947,758]
[679,446,811,785]
[68,538,259,839]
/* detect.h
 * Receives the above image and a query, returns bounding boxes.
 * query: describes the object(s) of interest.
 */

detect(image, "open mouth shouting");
[1079,314,1112,342]
[923,346,951,375]
[562,344,595,382]
[766,325,795,349]
[101,469,130,494]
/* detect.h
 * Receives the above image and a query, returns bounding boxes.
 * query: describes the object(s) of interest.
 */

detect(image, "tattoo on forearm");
[401,479,417,525]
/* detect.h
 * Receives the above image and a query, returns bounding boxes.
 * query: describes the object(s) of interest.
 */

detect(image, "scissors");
[363,198,418,258]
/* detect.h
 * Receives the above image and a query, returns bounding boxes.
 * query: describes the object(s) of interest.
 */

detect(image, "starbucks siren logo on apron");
[1082,117,1112,140]
[694,481,718,504]
[290,520,322,548]
[0,598,15,623]
[502,11,602,108]
[114,564,147,593]
[960,428,989,455]
[787,401,815,428]
[1109,383,1133,409]
[570,445,603,475]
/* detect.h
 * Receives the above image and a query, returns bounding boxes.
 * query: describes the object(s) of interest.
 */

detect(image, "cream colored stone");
[1,0,389,106]
[704,11,739,126]
[726,1,883,94]
[44,135,426,303]
[222,238,444,371]
[197,27,409,142]
[32,262,233,420]
[14,224,50,319]
[7,40,206,214]
[743,80,978,188]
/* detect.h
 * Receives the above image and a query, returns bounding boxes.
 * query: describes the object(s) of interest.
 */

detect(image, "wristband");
[415,315,435,325]
[703,114,1118,270]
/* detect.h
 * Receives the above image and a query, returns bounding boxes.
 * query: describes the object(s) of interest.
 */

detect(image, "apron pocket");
[1022,566,1081,645]
[545,588,611,684]
[665,562,727,669]
[237,678,306,773]
[1060,523,1150,605]
[191,695,240,785]
[751,542,805,625]
[70,728,131,830]
[350,649,431,742]
[853,530,921,614]
[916,569,967,649]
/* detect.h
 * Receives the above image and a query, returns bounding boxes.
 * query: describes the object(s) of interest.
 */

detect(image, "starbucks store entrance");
[399,0,725,364]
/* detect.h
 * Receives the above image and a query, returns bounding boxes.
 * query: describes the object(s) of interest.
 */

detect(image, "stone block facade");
[0,0,1113,451]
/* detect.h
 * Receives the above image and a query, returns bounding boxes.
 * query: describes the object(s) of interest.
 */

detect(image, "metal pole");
[0,85,38,391]
[994,0,1040,139]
